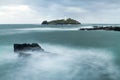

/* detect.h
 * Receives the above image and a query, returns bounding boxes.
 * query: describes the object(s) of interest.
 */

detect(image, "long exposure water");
[0,24,120,80]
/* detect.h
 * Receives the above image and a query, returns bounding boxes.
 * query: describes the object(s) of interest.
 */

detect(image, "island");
[41,18,81,25]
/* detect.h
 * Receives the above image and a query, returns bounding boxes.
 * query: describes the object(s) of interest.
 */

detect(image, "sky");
[0,0,120,24]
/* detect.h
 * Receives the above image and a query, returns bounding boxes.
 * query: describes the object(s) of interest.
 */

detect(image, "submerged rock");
[14,43,44,56]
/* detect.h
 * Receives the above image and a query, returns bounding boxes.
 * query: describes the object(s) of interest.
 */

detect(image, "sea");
[0,24,120,80]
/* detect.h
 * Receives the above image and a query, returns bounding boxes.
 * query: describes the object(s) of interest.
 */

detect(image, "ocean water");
[0,24,120,80]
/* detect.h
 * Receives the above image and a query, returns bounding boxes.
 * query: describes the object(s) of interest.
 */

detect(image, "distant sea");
[0,24,120,80]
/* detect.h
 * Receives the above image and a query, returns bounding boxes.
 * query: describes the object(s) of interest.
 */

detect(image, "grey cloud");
[0,0,24,5]
[0,0,120,23]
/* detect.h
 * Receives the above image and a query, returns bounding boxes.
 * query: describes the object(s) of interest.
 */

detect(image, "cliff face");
[42,18,81,25]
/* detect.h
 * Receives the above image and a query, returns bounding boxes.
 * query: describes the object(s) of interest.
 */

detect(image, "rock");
[41,21,48,24]
[41,18,81,25]
[80,26,120,31]
[14,43,44,56]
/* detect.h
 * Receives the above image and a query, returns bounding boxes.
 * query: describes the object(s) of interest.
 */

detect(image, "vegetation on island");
[41,18,81,25]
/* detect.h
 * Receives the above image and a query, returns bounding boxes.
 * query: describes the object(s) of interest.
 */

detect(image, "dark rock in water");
[80,26,120,31]
[41,21,48,24]
[14,43,44,56]
[14,43,44,52]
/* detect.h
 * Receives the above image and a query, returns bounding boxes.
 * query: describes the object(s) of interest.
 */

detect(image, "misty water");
[0,24,120,80]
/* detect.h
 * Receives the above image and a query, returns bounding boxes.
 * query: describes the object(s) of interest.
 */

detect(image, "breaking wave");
[0,44,119,80]
[0,27,81,36]
[15,27,80,31]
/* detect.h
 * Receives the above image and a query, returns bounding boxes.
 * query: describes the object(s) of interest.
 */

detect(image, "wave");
[80,26,93,28]
[15,27,80,31]
[0,27,80,36]
[0,44,119,80]
[0,29,30,36]
[0,25,94,36]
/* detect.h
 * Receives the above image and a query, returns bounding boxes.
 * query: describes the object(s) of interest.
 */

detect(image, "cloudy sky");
[0,0,120,24]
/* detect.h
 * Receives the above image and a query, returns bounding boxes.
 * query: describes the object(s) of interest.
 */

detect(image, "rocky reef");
[80,26,120,31]
[14,43,44,56]
[41,18,81,25]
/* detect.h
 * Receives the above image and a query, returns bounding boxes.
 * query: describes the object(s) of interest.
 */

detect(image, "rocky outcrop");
[14,43,44,56]
[41,18,81,25]
[80,26,120,31]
